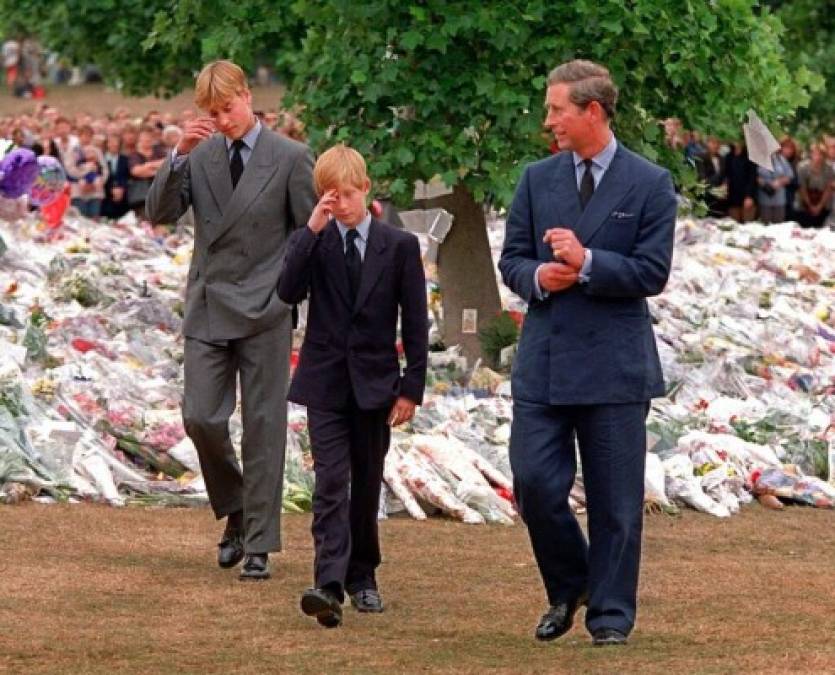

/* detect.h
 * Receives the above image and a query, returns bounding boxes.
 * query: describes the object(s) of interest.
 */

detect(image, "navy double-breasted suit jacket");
[499,144,677,405]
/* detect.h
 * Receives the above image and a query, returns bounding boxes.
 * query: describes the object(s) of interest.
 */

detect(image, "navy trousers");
[307,397,390,601]
[510,399,648,635]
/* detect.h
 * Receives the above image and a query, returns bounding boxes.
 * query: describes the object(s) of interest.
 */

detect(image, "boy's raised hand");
[388,396,416,427]
[175,117,216,156]
[307,189,338,233]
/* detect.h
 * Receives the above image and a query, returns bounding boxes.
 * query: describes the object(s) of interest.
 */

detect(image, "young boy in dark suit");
[279,145,428,628]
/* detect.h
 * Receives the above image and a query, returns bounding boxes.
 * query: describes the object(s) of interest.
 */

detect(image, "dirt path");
[1,503,833,673]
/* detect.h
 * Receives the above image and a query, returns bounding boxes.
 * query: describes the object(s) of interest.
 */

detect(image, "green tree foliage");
[2,0,822,192]
[0,0,300,96]
[767,0,834,133]
[284,0,821,205]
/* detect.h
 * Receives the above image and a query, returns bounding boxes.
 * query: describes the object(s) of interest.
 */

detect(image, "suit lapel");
[321,221,354,310]
[572,145,634,246]
[352,218,388,314]
[207,129,281,247]
[204,135,233,225]
[550,153,582,228]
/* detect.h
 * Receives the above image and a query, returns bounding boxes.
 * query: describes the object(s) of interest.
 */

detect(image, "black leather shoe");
[217,520,244,569]
[534,592,588,642]
[239,553,270,581]
[592,627,628,646]
[300,588,343,628]
[349,589,384,613]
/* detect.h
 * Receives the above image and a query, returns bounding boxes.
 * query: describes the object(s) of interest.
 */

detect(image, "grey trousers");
[182,321,290,553]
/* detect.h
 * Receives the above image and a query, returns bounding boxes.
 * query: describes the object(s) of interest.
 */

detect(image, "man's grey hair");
[547,60,618,120]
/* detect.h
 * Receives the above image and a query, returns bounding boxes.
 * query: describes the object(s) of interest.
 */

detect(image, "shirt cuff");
[533,263,550,300]
[578,248,592,284]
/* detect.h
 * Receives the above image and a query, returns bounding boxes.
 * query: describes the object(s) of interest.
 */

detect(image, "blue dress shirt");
[336,211,371,261]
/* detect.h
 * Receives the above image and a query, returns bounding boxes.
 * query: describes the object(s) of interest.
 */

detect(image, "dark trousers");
[182,323,290,553]
[307,397,390,600]
[510,400,648,635]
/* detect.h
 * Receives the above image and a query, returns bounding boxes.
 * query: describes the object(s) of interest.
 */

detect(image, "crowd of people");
[0,102,306,221]
[1,99,833,230]
[665,119,835,228]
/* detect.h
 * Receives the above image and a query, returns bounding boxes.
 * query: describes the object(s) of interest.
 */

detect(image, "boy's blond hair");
[313,144,370,196]
[194,60,249,111]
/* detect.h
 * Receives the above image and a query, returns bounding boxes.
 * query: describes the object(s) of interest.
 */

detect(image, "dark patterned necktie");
[230,139,245,189]
[579,158,595,209]
[345,229,362,303]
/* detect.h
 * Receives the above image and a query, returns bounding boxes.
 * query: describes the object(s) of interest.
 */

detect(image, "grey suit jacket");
[146,129,316,342]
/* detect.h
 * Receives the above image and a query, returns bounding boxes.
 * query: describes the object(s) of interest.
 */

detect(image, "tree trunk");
[418,184,502,365]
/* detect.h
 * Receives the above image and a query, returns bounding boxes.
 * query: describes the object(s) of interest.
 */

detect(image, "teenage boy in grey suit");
[146,60,316,580]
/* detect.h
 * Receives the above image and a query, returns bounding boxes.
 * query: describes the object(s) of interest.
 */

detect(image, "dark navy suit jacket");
[499,144,677,405]
[279,218,428,411]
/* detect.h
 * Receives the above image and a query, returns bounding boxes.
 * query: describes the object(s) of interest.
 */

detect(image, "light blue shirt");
[573,133,617,190]
[224,119,261,167]
[171,118,262,168]
[336,212,371,261]
[534,133,618,299]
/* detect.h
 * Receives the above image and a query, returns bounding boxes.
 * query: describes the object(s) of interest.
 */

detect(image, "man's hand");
[543,227,585,271]
[307,189,337,233]
[111,186,125,202]
[175,117,215,156]
[537,262,579,292]
[388,396,416,427]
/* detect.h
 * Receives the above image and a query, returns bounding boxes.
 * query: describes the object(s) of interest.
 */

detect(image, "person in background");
[779,137,800,223]
[120,123,138,157]
[68,141,108,219]
[825,136,835,227]
[3,36,20,94]
[50,115,79,168]
[101,132,130,220]
[695,136,726,217]
[276,110,306,142]
[684,130,706,163]
[797,142,833,228]
[127,124,166,219]
[756,149,794,224]
[161,124,183,153]
[724,141,756,223]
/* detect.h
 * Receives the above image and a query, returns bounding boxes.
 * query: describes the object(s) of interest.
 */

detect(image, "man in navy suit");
[279,144,428,629]
[499,60,677,646]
